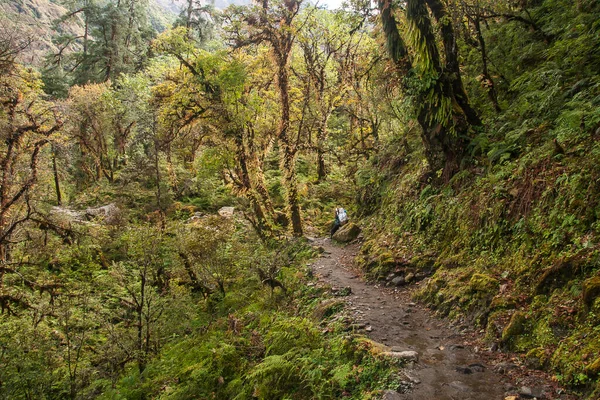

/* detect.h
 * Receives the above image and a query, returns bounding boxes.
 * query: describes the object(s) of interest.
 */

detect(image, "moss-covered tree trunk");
[378,0,479,182]
[276,61,303,236]
[316,113,330,182]
[233,134,272,235]
[425,0,482,126]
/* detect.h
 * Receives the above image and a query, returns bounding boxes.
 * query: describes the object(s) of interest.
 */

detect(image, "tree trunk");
[316,114,329,182]
[234,135,271,234]
[276,56,303,236]
[417,107,466,183]
[52,146,62,206]
[474,15,501,113]
[249,152,276,219]
[137,272,146,375]
[425,0,482,126]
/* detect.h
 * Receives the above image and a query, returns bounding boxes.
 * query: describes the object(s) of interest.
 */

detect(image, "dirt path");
[310,238,565,400]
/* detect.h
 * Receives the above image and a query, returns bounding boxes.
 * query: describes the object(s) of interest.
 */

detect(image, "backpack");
[338,208,348,224]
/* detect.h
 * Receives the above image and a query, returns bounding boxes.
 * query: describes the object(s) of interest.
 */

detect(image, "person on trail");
[330,207,348,238]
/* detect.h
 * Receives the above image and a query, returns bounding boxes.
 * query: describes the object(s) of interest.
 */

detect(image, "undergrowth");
[100,239,400,399]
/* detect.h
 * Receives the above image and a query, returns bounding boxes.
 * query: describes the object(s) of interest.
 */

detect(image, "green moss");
[312,299,345,321]
[582,276,600,308]
[531,317,556,347]
[526,347,550,370]
[470,273,499,294]
[502,311,527,343]
[585,358,600,377]
[357,238,396,279]
[489,295,517,310]
[485,310,509,342]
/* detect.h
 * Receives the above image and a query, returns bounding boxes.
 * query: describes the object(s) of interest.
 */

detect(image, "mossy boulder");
[490,295,517,310]
[333,222,361,243]
[354,337,388,356]
[534,256,584,295]
[485,310,510,342]
[311,298,345,321]
[470,273,499,294]
[585,357,600,377]
[582,276,600,308]
[357,238,396,278]
[502,311,527,342]
[525,347,549,370]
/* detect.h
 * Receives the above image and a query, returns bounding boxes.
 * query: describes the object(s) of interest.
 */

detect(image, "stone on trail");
[402,372,421,384]
[391,276,405,286]
[383,350,419,362]
[332,222,361,243]
[332,286,352,296]
[468,363,486,372]
[517,386,545,399]
[494,362,518,374]
[381,389,403,400]
[455,366,473,374]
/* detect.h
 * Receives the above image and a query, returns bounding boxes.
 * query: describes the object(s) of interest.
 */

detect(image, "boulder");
[582,276,600,308]
[332,222,361,243]
[218,206,235,218]
[502,311,527,342]
[525,347,548,370]
[85,203,119,221]
[51,203,120,224]
[312,298,345,320]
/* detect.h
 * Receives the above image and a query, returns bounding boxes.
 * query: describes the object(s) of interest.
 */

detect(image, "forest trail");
[310,238,526,400]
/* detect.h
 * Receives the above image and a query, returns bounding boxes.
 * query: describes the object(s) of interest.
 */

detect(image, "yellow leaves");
[153,27,197,57]
[67,81,112,111]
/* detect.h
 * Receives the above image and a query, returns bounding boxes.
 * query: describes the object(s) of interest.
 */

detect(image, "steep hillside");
[0,0,84,66]
[0,0,175,67]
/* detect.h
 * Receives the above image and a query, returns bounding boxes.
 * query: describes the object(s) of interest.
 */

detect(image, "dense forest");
[1,0,600,398]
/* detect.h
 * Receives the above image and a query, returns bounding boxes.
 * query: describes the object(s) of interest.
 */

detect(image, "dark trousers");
[330,219,341,237]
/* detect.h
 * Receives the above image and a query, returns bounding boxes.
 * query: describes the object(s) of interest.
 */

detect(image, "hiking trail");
[309,237,572,400]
